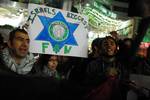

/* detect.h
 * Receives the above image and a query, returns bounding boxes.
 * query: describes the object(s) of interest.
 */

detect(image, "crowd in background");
[0,27,150,100]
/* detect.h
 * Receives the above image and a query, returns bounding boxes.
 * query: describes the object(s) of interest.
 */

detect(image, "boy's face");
[48,56,58,71]
[102,38,117,56]
[9,31,30,58]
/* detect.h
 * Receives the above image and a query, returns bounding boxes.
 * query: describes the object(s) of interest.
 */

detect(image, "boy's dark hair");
[103,36,118,46]
[91,38,103,52]
[38,54,53,66]
[37,54,58,70]
[9,28,28,43]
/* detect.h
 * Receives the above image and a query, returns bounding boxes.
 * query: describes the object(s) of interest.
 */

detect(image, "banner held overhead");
[28,3,88,58]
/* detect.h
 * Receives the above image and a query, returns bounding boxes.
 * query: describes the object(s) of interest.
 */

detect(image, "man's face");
[102,38,117,56]
[9,32,30,58]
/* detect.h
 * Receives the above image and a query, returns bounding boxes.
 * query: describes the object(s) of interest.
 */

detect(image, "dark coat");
[84,57,129,100]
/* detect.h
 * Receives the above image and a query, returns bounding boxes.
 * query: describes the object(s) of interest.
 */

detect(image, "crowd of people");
[0,27,149,100]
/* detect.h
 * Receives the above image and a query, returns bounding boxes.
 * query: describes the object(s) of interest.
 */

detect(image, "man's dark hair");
[9,28,28,43]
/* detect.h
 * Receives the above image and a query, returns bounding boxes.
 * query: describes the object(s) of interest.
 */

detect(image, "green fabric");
[143,28,150,42]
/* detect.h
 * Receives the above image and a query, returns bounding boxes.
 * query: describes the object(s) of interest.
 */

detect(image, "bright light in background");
[12,2,17,8]
[0,13,24,27]
[86,3,90,7]
[117,19,133,30]
[88,31,94,38]
[0,0,28,27]
[76,1,134,38]
[88,31,110,41]
[98,32,110,37]
[82,6,132,33]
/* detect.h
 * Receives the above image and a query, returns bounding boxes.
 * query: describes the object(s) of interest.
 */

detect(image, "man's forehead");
[15,32,29,37]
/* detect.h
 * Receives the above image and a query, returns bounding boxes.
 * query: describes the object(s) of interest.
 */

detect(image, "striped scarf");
[1,48,35,75]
